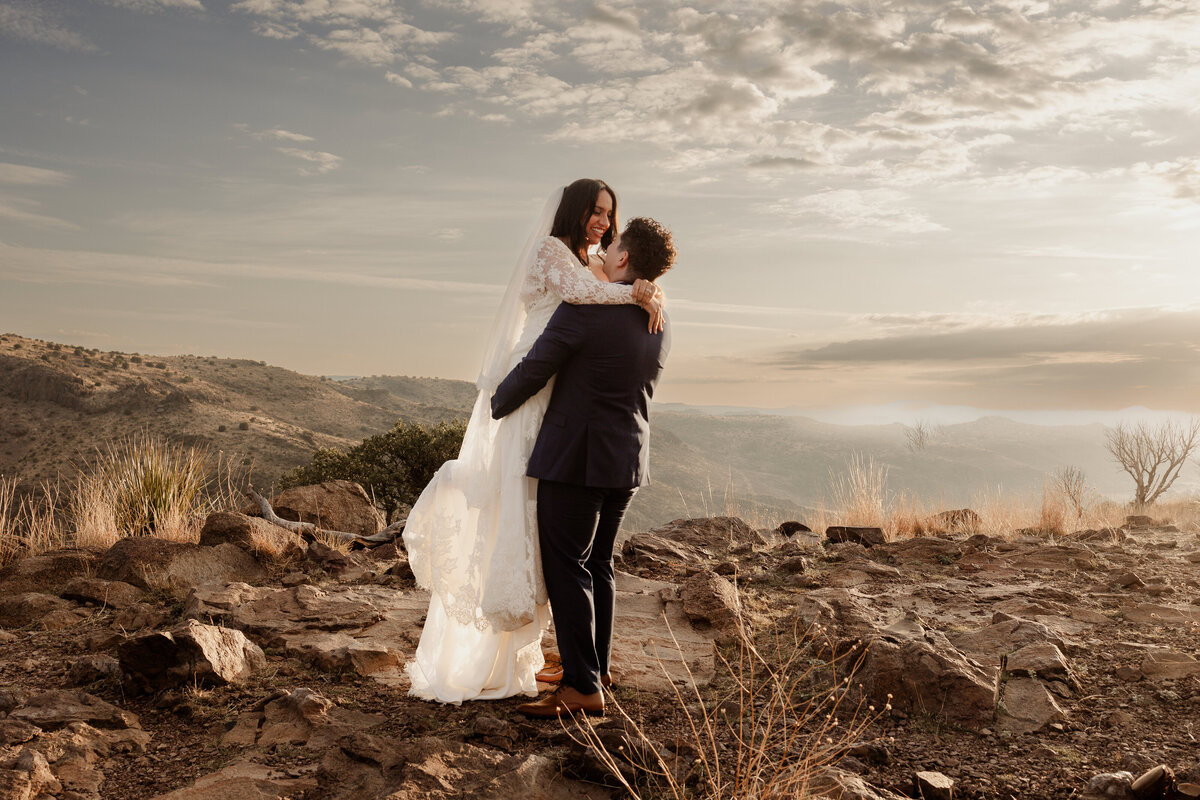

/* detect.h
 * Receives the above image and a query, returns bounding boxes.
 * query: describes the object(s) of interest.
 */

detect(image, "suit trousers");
[536,478,637,696]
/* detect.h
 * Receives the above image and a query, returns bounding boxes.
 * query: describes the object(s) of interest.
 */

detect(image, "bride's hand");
[633,279,665,333]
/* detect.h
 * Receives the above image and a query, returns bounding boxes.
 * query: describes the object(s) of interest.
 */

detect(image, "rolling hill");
[0,332,1166,532]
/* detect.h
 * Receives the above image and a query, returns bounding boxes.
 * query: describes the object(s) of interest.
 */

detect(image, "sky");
[2,0,1200,421]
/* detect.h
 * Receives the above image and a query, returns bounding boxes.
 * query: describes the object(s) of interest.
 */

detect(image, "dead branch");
[245,487,403,544]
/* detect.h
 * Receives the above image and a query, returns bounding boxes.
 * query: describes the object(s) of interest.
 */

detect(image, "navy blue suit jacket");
[490,301,669,489]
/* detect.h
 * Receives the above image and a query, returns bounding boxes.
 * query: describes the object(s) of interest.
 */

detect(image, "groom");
[491,216,676,717]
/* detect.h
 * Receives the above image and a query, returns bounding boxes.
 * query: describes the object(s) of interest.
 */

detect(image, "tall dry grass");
[0,478,65,567]
[71,434,247,549]
[571,622,889,799]
[808,452,1199,541]
[0,435,248,564]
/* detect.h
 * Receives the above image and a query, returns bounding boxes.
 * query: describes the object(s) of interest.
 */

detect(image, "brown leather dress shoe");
[516,686,605,718]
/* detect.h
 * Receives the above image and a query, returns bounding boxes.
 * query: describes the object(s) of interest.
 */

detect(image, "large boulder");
[850,629,997,731]
[678,570,742,645]
[654,516,762,551]
[0,749,60,800]
[788,589,886,657]
[95,538,266,594]
[1007,642,1075,685]
[825,526,886,548]
[8,691,139,731]
[1140,650,1200,680]
[621,532,709,565]
[119,619,266,692]
[246,481,384,537]
[998,676,1068,733]
[622,516,764,565]
[198,511,305,556]
[0,593,75,629]
[872,536,963,566]
[59,577,145,610]
[948,617,1070,663]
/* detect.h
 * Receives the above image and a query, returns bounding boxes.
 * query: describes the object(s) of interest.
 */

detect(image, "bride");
[403,179,663,703]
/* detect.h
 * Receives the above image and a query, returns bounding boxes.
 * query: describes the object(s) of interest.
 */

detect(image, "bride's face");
[581,190,614,248]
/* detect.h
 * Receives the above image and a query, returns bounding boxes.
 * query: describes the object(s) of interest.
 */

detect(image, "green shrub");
[280,419,466,522]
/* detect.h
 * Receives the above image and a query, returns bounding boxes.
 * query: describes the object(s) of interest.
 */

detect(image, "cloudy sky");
[3,0,1199,420]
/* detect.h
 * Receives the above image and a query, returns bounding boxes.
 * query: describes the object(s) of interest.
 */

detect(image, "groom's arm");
[490,304,588,420]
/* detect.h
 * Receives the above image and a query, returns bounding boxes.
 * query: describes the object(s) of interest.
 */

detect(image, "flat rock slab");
[191,583,426,684]
[59,577,145,609]
[949,618,1070,663]
[999,676,1068,733]
[221,688,384,750]
[8,691,140,731]
[1001,545,1108,572]
[96,538,265,595]
[1140,650,1200,680]
[0,549,101,597]
[1119,602,1200,626]
[148,761,318,800]
[317,734,614,800]
[189,578,716,692]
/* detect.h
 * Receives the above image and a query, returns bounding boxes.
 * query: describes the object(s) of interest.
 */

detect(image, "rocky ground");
[1,485,1199,799]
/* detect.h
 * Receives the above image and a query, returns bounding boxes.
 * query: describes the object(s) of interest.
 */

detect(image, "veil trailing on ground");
[475,186,565,393]
[403,187,567,701]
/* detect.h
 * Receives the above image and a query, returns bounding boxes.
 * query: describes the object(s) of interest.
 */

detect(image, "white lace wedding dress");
[403,234,639,703]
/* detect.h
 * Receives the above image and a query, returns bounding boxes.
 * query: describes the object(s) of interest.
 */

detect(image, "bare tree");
[1104,418,1200,508]
[904,418,945,454]
[1052,465,1091,520]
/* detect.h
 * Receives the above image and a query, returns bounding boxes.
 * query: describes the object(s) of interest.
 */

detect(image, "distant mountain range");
[1,332,1182,531]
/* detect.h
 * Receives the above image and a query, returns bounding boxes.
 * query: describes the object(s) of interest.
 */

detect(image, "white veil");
[475,186,565,392]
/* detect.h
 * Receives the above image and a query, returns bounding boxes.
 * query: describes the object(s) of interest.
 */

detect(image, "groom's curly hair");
[621,217,676,281]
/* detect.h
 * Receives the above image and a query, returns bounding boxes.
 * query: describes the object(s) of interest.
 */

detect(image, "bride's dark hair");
[550,178,618,265]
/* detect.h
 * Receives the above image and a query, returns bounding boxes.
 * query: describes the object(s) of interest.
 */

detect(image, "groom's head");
[602,217,676,284]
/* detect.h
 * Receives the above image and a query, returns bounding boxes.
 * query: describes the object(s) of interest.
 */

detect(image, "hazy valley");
[0,332,1172,532]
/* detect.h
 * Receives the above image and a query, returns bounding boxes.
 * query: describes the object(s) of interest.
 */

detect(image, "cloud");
[760,306,1200,410]
[0,163,71,186]
[771,307,1200,367]
[231,0,454,65]
[1132,157,1200,200]
[586,6,639,35]
[0,240,506,293]
[0,198,79,230]
[275,147,342,174]
[257,128,314,142]
[767,188,946,234]
[0,2,94,51]
[101,0,205,11]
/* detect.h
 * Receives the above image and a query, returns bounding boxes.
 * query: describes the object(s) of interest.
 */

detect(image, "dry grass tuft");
[827,453,889,531]
[0,478,64,566]
[1,434,248,564]
[571,621,888,800]
[72,434,215,543]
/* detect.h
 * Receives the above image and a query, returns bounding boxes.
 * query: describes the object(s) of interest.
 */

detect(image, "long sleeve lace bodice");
[524,237,635,308]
